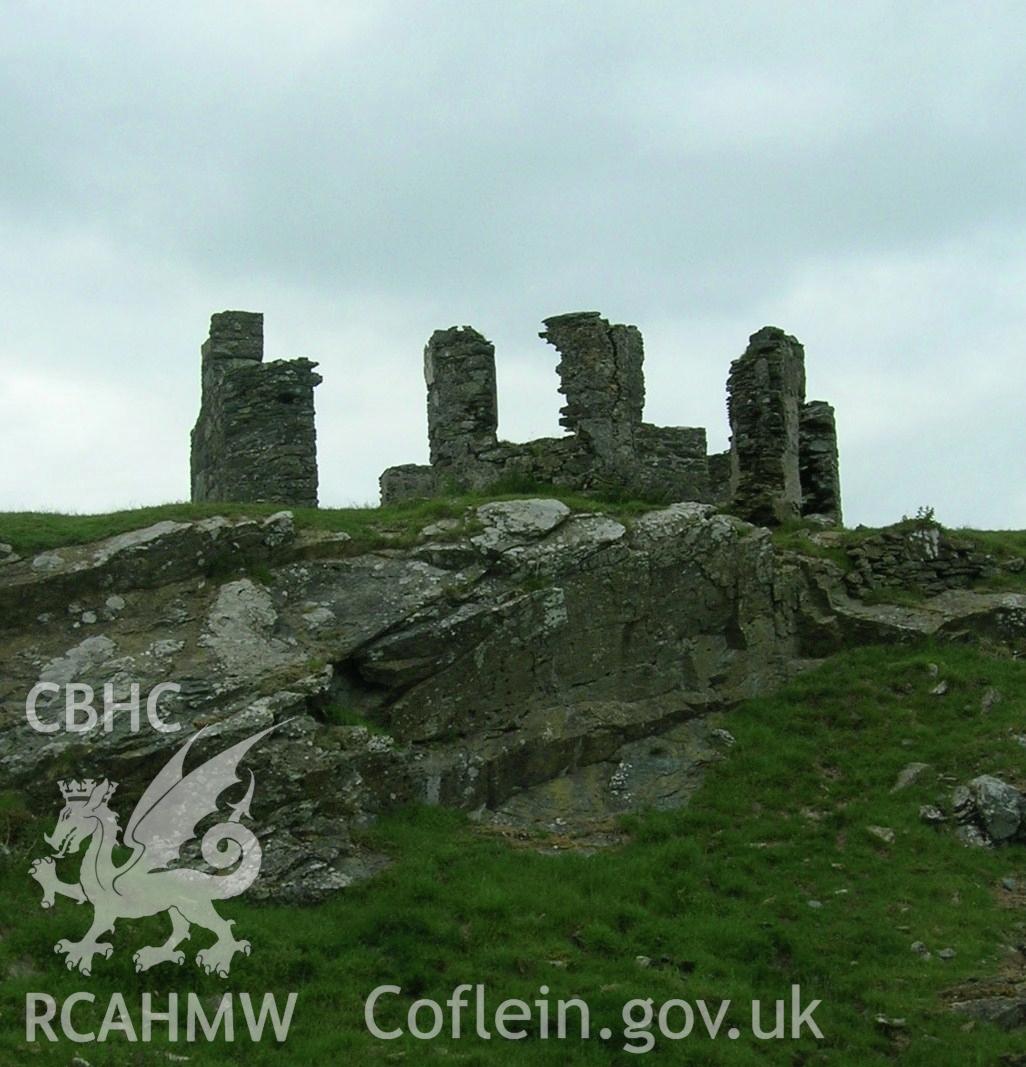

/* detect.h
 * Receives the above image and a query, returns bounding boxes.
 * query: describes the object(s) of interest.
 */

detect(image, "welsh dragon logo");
[29,724,277,978]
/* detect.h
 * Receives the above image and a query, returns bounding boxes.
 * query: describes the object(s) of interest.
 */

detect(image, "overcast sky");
[1,1,1024,528]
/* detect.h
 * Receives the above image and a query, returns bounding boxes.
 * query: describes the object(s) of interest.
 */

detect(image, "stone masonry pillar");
[202,309,264,363]
[726,326,806,525]
[540,311,644,471]
[799,400,842,525]
[425,326,499,469]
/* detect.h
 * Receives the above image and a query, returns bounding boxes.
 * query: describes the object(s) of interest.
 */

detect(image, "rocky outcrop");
[2,501,1023,902]
[797,552,1026,654]
[0,511,302,628]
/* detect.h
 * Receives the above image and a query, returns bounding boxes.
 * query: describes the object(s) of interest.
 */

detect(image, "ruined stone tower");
[798,400,842,525]
[725,326,841,526]
[543,311,644,474]
[190,311,322,507]
[381,312,841,527]
[426,326,499,469]
[725,327,807,526]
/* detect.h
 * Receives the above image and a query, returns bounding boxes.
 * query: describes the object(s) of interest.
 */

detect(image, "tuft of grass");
[770,520,852,572]
[858,586,928,608]
[3,643,1026,1062]
[0,790,31,848]
[321,704,390,735]
[952,528,1026,593]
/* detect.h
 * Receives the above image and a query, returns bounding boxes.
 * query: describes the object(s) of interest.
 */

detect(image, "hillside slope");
[1,500,1024,1063]
[1,643,1025,1063]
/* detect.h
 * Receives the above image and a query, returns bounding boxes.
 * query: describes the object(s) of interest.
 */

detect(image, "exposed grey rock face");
[3,501,1021,902]
[0,511,300,628]
[891,762,930,792]
[191,311,322,507]
[199,579,299,682]
[471,498,571,552]
[793,553,1026,654]
[0,502,801,899]
[484,716,730,845]
[950,995,1026,1030]
[727,326,807,525]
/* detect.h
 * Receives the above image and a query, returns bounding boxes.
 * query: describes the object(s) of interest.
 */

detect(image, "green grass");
[320,704,391,735]
[770,520,853,571]
[2,643,1025,1064]
[954,529,1026,593]
[858,587,929,608]
[0,488,663,559]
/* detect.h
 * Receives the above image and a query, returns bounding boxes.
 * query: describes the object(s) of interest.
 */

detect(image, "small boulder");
[258,510,295,548]
[968,775,1025,843]
[892,762,930,793]
[951,997,1026,1031]
[473,499,571,553]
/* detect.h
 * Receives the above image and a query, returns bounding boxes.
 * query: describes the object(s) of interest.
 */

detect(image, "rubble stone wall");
[844,525,997,596]
[188,307,841,527]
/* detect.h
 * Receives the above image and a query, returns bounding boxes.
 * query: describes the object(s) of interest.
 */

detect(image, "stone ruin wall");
[190,311,322,508]
[843,525,996,596]
[381,313,842,526]
[187,307,842,528]
[381,312,711,508]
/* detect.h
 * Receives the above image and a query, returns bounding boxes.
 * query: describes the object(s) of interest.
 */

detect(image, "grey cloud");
[0,1,1023,526]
